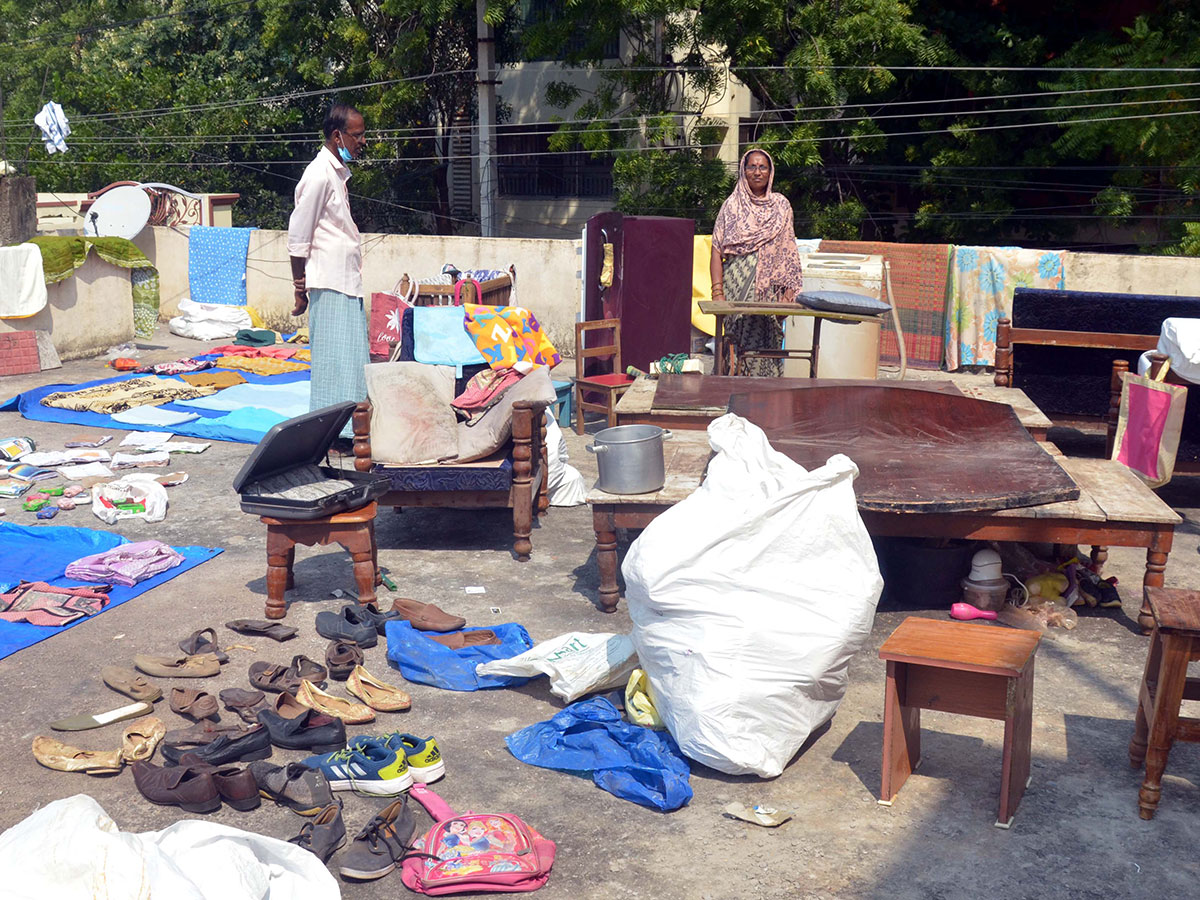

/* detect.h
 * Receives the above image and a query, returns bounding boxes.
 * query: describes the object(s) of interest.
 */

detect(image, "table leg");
[1139,529,1173,633]
[713,315,727,376]
[1089,545,1107,572]
[1138,632,1190,820]
[997,661,1034,828]
[880,661,920,805]
[284,546,296,590]
[810,316,822,378]
[593,507,621,613]
[265,529,292,620]
[1129,628,1163,768]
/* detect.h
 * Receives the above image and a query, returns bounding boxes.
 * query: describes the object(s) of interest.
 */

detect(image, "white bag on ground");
[624,413,882,777]
[544,411,586,506]
[0,794,338,900]
[168,297,251,341]
[475,632,637,702]
[92,473,169,524]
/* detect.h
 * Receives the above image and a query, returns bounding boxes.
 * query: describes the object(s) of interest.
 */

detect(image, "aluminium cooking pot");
[587,424,672,494]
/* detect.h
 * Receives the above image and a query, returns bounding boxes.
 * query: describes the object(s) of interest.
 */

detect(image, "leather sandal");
[249,661,292,694]
[225,619,298,642]
[170,688,220,721]
[178,627,229,664]
[284,655,328,693]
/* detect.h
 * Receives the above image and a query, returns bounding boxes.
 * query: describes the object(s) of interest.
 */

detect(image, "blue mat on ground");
[188,225,255,306]
[385,621,535,691]
[0,521,222,661]
[0,356,310,444]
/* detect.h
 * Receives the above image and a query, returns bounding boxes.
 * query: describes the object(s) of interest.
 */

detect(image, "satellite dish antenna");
[83,185,152,239]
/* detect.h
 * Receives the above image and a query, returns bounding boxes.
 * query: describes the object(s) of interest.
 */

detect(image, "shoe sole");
[338,861,397,881]
[141,793,222,814]
[272,739,346,754]
[409,760,445,784]
[327,771,414,795]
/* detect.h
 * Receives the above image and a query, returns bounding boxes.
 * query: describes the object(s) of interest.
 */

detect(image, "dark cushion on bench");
[374,457,514,493]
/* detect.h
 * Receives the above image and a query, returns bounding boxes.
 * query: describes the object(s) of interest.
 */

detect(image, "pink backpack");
[401,783,556,895]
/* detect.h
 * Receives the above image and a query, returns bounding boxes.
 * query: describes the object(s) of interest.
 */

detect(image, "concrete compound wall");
[135,226,582,349]
[1063,251,1200,296]
[0,254,133,360]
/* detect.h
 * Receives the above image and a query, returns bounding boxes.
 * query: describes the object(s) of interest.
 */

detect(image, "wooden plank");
[1009,327,1158,352]
[992,451,1106,521]
[615,377,656,415]
[1059,457,1181,525]
[879,617,1040,677]
[699,301,882,324]
[956,383,1054,433]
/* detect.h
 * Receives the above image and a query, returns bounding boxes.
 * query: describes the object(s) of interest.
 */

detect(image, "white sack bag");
[623,413,882,777]
[476,631,637,702]
[544,411,586,507]
[168,297,251,341]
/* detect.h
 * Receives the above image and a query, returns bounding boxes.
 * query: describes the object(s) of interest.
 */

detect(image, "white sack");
[476,631,637,702]
[544,411,586,507]
[0,794,338,900]
[91,473,168,524]
[624,413,882,777]
[168,297,251,341]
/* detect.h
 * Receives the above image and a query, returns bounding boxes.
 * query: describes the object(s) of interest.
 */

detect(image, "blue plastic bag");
[384,620,534,691]
[505,697,692,812]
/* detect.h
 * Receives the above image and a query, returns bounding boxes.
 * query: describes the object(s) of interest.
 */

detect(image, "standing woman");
[709,148,804,376]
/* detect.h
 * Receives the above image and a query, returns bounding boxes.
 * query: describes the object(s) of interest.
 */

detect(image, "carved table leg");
[593,506,620,613]
[265,528,292,620]
[1140,530,1172,633]
[1090,545,1107,572]
[1129,628,1163,769]
[285,546,296,590]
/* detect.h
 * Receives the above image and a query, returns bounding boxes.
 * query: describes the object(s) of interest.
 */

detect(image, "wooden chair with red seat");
[575,318,635,434]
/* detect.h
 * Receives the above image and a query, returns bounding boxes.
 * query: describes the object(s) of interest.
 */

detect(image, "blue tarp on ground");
[0,356,310,444]
[0,521,222,660]
[385,621,535,691]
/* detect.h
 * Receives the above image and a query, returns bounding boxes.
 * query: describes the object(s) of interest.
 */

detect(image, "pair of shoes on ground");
[318,599,467,643]
[304,658,411,716]
[256,700,347,753]
[249,655,328,694]
[292,795,416,880]
[300,732,444,797]
[33,716,165,775]
[132,757,260,813]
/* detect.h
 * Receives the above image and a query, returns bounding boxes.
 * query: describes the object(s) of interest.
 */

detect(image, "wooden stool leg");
[607,389,618,428]
[368,517,381,588]
[880,660,920,806]
[1129,628,1164,768]
[997,661,1035,828]
[593,508,620,613]
[285,546,296,590]
[265,528,292,620]
[575,383,585,435]
[1138,632,1190,820]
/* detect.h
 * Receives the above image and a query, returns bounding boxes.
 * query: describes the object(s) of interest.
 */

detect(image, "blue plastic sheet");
[505,697,693,812]
[0,522,222,660]
[384,620,534,691]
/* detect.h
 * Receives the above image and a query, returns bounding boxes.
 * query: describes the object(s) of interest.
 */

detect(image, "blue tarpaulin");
[385,620,534,691]
[505,697,693,812]
[0,521,222,660]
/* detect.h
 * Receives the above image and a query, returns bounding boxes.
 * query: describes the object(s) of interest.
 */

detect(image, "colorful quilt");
[818,240,951,369]
[462,304,561,370]
[946,246,1066,369]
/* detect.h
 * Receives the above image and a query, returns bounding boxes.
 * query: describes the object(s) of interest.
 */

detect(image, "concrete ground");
[1,329,1199,899]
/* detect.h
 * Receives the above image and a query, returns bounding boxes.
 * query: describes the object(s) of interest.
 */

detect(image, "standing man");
[287,102,369,443]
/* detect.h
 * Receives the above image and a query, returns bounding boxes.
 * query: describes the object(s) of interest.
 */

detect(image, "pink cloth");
[286,146,363,297]
[712,149,803,303]
[209,345,299,360]
[0,582,111,626]
[64,540,184,587]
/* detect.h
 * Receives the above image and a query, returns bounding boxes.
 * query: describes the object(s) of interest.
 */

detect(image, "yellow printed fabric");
[214,355,310,376]
[691,235,716,337]
[461,304,561,370]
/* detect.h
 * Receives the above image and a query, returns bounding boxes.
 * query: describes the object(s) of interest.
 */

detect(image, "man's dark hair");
[323,103,362,139]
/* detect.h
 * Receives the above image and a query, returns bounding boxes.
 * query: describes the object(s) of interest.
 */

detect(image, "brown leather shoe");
[390,597,466,632]
[427,629,501,649]
[219,688,270,723]
[180,757,261,811]
[325,640,364,681]
[131,761,221,813]
[170,688,219,721]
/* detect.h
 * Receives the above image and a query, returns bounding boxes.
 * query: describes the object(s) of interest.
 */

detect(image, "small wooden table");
[260,502,381,619]
[878,617,1041,829]
[700,301,887,377]
[585,431,713,612]
[616,374,1054,441]
[1129,587,1200,819]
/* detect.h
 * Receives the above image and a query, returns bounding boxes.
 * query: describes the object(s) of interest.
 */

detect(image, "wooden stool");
[260,502,380,620]
[878,616,1041,828]
[1129,587,1200,819]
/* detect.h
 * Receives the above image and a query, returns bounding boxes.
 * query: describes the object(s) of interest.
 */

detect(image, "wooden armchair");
[352,400,550,560]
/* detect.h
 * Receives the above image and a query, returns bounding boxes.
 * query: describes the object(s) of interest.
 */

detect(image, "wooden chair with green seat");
[575,318,635,434]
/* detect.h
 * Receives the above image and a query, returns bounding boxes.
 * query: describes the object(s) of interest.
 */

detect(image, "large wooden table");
[585,434,1179,626]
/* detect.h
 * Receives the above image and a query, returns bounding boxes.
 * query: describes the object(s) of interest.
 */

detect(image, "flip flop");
[50,700,156,732]
[101,666,163,703]
[225,619,298,642]
[120,716,166,763]
[426,629,501,650]
[178,627,229,664]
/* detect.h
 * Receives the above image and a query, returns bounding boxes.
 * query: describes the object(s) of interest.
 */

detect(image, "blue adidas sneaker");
[300,740,413,796]
[350,732,445,784]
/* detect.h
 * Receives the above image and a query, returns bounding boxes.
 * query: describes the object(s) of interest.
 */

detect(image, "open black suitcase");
[233,402,390,520]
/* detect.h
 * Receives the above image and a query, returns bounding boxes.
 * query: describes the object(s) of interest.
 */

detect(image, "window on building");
[497,124,614,198]
[520,0,619,61]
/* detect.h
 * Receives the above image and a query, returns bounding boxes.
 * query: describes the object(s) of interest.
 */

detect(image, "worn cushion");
[364,362,459,464]
[798,290,891,315]
[456,367,557,463]
[376,455,514,492]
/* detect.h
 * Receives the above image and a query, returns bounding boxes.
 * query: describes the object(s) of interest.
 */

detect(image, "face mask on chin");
[337,137,354,163]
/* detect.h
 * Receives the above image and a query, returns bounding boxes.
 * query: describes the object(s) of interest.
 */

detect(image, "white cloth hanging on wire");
[33,102,70,154]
